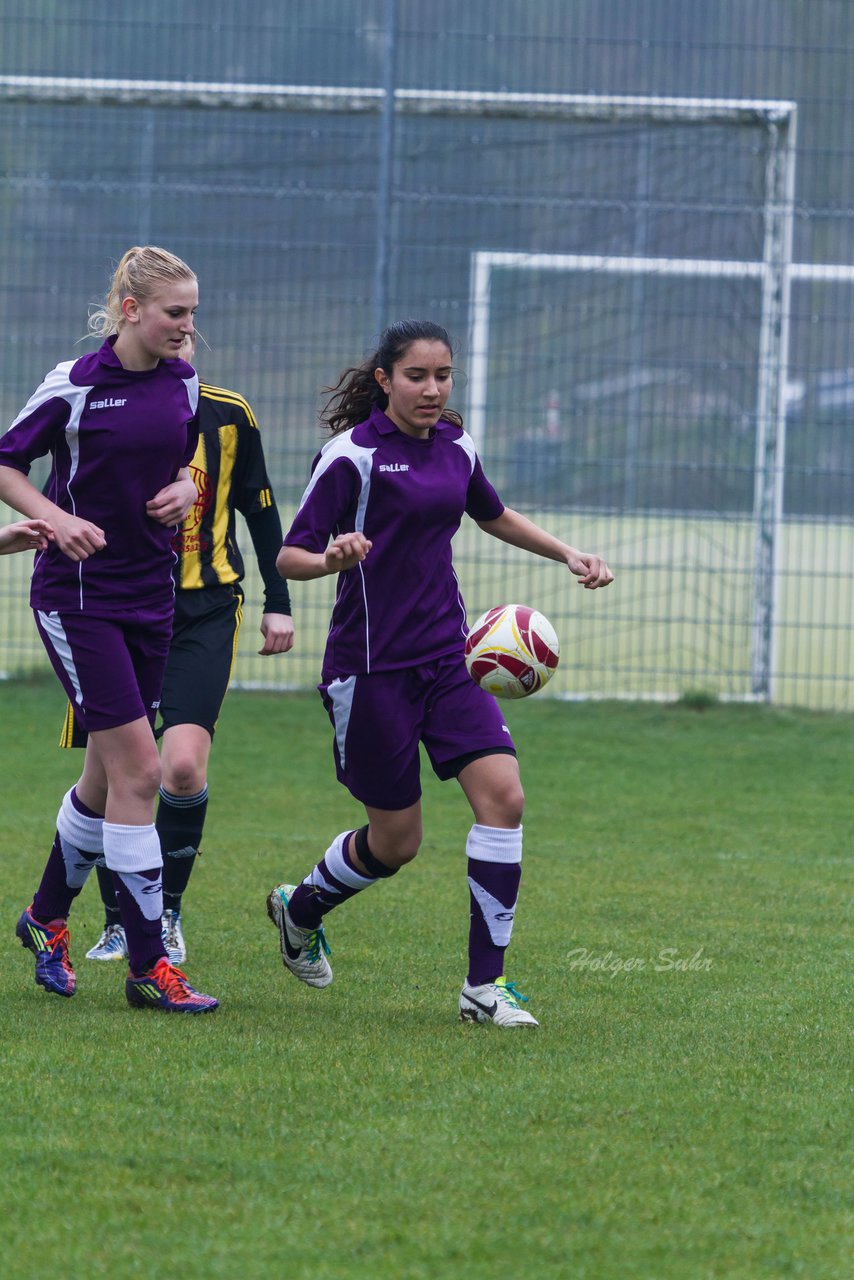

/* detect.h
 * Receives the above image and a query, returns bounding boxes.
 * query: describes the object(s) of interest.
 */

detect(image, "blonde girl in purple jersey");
[267,319,613,1027]
[0,246,218,1012]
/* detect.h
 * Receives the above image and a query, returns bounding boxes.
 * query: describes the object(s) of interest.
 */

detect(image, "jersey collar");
[98,335,125,368]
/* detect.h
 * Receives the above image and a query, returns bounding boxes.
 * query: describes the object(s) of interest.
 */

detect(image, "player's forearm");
[276,544,334,580]
[0,465,59,523]
[476,506,578,565]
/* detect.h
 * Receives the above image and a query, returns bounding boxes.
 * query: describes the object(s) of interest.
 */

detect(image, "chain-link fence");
[1,2,852,708]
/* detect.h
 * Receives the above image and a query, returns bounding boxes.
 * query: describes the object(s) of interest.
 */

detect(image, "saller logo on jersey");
[89,397,127,409]
[378,463,409,472]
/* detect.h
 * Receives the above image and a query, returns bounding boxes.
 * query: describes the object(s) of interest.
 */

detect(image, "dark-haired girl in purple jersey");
[267,319,614,1027]
[0,245,218,1012]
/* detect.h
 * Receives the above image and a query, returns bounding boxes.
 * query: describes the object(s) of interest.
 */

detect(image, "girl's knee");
[136,757,163,802]
[364,822,422,869]
[162,755,205,795]
[506,780,525,826]
[475,789,524,829]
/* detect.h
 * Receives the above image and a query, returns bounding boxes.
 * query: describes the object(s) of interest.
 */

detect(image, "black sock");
[96,862,122,926]
[157,786,208,912]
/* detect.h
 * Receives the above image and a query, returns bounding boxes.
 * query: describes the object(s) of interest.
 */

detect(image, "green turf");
[1,678,851,1278]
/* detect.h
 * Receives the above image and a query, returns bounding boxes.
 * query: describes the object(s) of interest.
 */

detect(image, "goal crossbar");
[0,75,796,124]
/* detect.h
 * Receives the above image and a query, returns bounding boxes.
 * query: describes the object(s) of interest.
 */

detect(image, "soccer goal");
[465,94,799,704]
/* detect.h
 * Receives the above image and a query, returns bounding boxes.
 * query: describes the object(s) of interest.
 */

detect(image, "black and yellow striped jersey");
[173,381,289,612]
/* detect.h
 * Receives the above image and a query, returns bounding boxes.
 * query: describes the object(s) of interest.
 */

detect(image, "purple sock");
[467,859,521,985]
[113,869,167,975]
[31,833,82,922]
[31,788,104,923]
[288,831,379,929]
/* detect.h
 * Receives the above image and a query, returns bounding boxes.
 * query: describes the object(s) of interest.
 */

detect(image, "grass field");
[3,505,853,711]
[1,677,851,1279]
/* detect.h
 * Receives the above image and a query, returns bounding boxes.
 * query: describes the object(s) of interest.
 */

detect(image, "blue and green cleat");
[16,904,77,998]
[126,957,218,1013]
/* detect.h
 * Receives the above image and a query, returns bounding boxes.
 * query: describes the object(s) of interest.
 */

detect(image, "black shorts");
[158,584,243,738]
[60,584,243,747]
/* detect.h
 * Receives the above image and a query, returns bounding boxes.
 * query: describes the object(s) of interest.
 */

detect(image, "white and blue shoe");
[161,909,187,965]
[266,884,332,988]
[85,922,128,962]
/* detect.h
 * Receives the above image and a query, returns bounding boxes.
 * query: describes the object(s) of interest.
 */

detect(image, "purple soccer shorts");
[35,603,173,733]
[319,652,516,810]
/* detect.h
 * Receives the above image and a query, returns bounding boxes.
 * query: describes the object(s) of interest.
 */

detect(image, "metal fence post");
[373,0,398,340]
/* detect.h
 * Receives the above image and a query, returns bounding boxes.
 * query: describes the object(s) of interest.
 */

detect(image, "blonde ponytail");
[88,245,196,337]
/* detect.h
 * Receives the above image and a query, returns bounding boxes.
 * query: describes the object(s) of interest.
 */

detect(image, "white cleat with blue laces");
[459,976,539,1027]
[266,884,332,988]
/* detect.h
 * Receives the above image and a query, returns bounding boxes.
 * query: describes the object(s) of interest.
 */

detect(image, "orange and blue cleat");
[16,904,76,997]
[125,957,218,1013]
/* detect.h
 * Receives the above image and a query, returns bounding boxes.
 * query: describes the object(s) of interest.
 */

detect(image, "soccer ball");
[464,604,560,699]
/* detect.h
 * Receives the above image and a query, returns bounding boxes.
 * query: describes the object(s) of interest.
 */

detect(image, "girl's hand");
[567,551,614,589]
[0,518,54,555]
[146,476,199,526]
[258,613,295,656]
[51,512,107,562]
[324,532,372,573]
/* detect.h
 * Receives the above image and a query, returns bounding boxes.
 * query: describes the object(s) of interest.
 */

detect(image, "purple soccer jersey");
[0,337,199,614]
[284,406,505,678]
